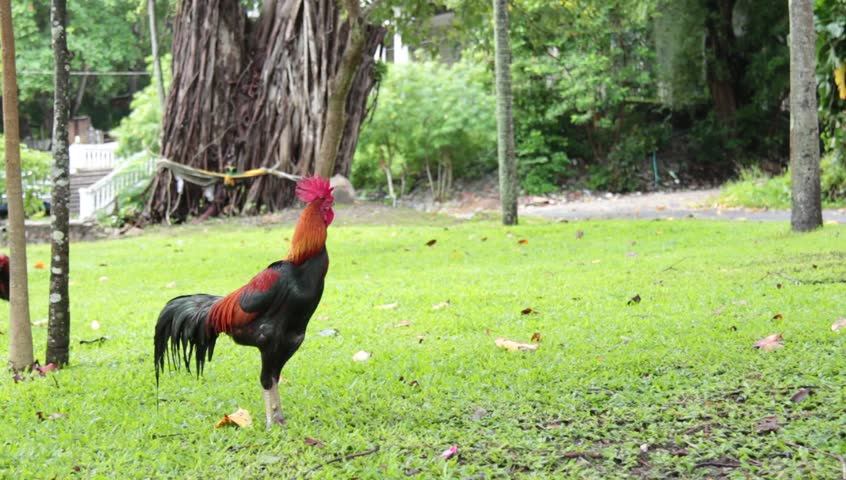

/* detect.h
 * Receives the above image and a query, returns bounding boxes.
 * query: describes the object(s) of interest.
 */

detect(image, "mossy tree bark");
[47,0,71,366]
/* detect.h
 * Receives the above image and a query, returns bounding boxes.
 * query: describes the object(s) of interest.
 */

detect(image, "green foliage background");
[0,136,52,217]
[353,61,496,197]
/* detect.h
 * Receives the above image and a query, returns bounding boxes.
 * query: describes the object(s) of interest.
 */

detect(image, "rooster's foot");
[265,413,287,430]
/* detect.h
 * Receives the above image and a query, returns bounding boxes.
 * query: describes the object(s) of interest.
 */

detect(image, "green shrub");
[719,158,846,209]
[821,153,846,201]
[112,55,171,157]
[516,129,570,194]
[719,167,791,209]
[0,137,52,217]
[354,60,496,200]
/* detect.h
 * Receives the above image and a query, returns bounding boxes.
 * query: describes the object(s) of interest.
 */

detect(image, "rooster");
[154,175,334,428]
[0,253,9,301]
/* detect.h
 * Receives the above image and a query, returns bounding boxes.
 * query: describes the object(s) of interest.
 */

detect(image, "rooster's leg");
[263,377,286,429]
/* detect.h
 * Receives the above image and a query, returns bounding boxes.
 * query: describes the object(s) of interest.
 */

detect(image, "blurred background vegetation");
[6,0,846,209]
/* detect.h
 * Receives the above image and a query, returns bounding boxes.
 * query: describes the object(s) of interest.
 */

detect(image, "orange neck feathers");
[285,201,328,265]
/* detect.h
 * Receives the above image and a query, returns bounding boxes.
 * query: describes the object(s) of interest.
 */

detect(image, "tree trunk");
[314,0,367,178]
[47,0,71,367]
[144,0,384,223]
[493,0,518,226]
[704,0,738,125]
[0,0,34,371]
[71,64,88,118]
[789,0,822,231]
[147,0,166,110]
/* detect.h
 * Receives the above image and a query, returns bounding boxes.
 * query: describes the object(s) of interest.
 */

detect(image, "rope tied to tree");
[156,159,301,189]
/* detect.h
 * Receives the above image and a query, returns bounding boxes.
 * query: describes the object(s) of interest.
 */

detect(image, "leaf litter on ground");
[495,338,539,352]
[215,408,252,429]
[753,333,784,351]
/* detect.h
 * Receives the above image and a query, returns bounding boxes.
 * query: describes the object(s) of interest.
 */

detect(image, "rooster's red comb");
[296,175,334,203]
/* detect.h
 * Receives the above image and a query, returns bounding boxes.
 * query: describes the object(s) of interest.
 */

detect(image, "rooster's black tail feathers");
[154,294,221,385]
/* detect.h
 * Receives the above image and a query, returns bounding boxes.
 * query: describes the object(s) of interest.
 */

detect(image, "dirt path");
[436,188,846,223]
[518,189,846,223]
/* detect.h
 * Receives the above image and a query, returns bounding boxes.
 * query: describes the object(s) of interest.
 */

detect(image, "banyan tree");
[144,0,385,222]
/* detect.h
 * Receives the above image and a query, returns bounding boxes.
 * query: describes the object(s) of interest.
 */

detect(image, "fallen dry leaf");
[754,415,782,434]
[575,230,584,239]
[425,239,437,247]
[36,411,67,421]
[831,318,846,332]
[521,307,539,315]
[393,320,411,328]
[772,314,783,320]
[790,388,811,403]
[215,407,252,428]
[440,445,458,460]
[753,333,784,351]
[627,294,641,305]
[432,301,450,310]
[34,262,45,269]
[352,350,371,362]
[304,437,325,448]
[518,239,529,245]
[530,332,542,343]
[375,303,398,310]
[495,338,539,352]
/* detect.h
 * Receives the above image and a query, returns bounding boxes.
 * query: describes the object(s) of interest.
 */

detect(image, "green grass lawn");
[2,210,845,479]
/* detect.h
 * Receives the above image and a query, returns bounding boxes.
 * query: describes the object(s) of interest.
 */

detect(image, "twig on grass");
[79,336,108,345]
[774,272,803,285]
[151,432,189,439]
[784,442,846,480]
[661,257,687,272]
[298,445,380,478]
[694,459,741,469]
[561,451,604,460]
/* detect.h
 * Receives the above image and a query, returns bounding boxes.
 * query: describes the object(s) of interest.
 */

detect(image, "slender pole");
[0,0,34,370]
[493,0,518,225]
[47,0,71,366]
[148,0,166,109]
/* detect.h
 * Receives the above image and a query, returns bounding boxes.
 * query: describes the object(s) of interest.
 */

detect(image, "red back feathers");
[296,176,334,204]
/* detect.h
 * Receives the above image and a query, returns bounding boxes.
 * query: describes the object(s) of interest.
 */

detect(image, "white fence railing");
[69,142,119,172]
[78,152,158,219]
